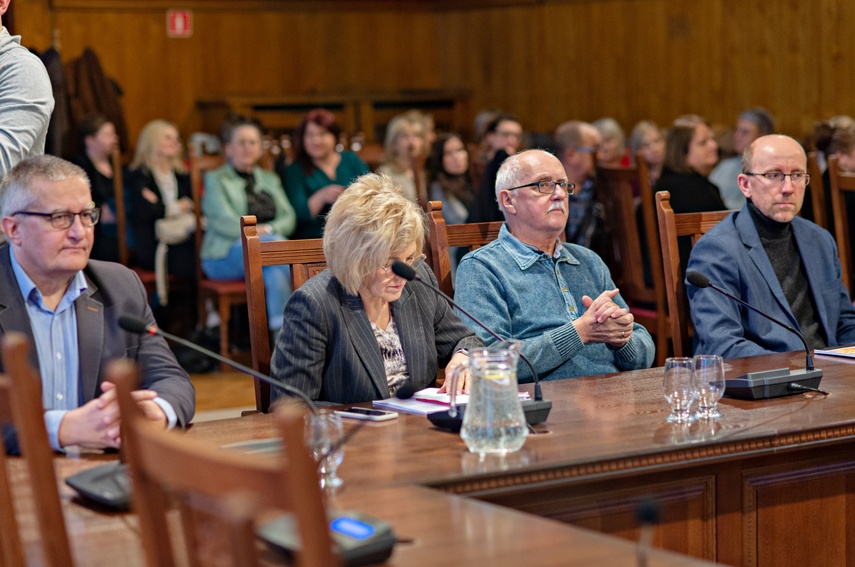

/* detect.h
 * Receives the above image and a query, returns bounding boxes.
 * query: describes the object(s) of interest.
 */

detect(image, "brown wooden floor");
[190,370,257,414]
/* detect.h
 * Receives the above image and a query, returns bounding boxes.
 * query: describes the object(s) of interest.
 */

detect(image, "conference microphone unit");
[635,498,660,567]
[68,316,398,566]
[686,271,825,400]
[390,260,552,429]
[67,315,320,511]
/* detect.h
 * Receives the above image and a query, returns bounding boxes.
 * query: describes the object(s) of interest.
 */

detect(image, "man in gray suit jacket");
[0,155,194,453]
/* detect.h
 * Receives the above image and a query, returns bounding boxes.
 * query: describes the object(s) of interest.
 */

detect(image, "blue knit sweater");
[455,225,655,381]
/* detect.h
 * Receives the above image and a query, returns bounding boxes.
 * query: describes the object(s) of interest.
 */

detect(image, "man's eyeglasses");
[381,254,426,274]
[506,180,575,195]
[12,208,101,229]
[744,171,810,186]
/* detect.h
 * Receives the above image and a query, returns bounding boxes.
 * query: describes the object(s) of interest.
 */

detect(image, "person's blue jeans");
[201,235,291,330]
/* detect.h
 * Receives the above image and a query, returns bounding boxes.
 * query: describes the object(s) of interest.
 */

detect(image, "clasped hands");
[57,382,168,450]
[573,288,634,348]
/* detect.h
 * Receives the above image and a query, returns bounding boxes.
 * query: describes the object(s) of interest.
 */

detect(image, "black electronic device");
[64,462,130,510]
[390,261,552,425]
[65,315,319,511]
[257,511,397,566]
[686,271,825,399]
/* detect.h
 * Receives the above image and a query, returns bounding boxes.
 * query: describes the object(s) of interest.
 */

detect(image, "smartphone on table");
[334,407,398,421]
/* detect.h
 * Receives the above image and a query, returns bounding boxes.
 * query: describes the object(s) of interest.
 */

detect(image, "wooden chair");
[111,359,338,567]
[827,155,855,294]
[241,216,327,413]
[190,151,249,369]
[426,200,503,297]
[0,333,73,567]
[597,165,669,366]
[806,151,827,229]
[655,192,733,358]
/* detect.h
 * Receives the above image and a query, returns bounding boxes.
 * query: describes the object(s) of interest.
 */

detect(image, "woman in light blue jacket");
[201,116,296,330]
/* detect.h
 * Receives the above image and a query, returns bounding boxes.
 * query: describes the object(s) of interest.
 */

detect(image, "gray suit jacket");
[0,245,195,453]
[270,263,482,404]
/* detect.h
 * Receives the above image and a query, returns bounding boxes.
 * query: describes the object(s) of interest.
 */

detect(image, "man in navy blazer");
[687,134,855,358]
[0,155,194,453]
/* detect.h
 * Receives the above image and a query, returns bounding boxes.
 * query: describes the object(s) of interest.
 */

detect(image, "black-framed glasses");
[12,208,101,229]
[744,171,810,186]
[506,180,575,195]
[382,253,426,274]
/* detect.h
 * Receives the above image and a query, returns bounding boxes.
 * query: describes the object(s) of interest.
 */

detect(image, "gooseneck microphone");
[67,315,325,511]
[391,260,551,424]
[686,271,826,399]
[117,315,317,413]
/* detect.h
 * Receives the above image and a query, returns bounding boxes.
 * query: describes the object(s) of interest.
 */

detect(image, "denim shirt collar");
[498,224,581,270]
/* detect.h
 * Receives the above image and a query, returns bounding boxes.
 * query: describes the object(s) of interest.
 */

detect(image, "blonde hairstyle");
[323,173,427,295]
[130,120,187,174]
[383,114,424,166]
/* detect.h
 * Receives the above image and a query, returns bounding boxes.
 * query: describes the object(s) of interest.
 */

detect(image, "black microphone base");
[65,462,130,511]
[427,399,552,432]
[725,368,823,400]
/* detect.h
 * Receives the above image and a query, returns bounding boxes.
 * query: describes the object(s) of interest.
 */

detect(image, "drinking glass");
[304,410,345,490]
[693,354,726,419]
[663,357,696,423]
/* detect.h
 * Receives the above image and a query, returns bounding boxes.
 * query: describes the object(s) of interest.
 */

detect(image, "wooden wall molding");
[50,0,545,10]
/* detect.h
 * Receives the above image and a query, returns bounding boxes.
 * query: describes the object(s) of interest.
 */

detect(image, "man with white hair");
[454,149,654,381]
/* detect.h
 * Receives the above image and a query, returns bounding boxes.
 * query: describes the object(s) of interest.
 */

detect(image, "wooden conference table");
[20,349,855,566]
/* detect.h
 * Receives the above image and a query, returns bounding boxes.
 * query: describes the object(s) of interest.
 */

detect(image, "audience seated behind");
[126,120,197,332]
[189,148,245,369]
[468,114,523,223]
[281,109,369,240]
[241,215,326,413]
[376,112,428,206]
[426,133,476,279]
[72,112,121,263]
[0,333,73,567]
[655,191,732,357]
[111,359,339,567]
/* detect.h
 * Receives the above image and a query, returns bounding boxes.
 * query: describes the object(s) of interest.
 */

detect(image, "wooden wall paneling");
[742,457,855,567]
[479,473,717,561]
[13,0,855,158]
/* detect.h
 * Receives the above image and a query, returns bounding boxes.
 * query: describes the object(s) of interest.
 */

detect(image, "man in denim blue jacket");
[455,149,655,381]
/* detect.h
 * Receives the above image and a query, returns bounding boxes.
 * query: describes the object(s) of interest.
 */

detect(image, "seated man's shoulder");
[459,238,506,265]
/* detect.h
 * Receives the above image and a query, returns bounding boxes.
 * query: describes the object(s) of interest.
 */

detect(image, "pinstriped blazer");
[270,263,482,404]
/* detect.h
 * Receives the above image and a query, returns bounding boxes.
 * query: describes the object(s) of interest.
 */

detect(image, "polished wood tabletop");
[16,349,855,566]
[188,350,855,493]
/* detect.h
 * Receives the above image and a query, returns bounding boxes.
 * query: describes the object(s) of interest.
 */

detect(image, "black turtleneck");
[746,200,826,348]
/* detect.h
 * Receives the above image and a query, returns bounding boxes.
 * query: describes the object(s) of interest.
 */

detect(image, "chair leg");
[219,298,232,372]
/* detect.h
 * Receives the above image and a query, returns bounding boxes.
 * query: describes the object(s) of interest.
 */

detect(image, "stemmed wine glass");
[304,410,345,491]
[663,357,696,423]
[693,354,726,419]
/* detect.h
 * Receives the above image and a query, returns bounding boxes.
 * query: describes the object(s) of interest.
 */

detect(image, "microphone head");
[686,271,710,289]
[395,382,417,400]
[118,315,151,335]
[635,498,661,525]
[390,260,417,281]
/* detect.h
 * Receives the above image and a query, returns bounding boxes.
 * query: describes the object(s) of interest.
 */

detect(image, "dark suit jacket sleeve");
[88,261,195,426]
[270,279,330,402]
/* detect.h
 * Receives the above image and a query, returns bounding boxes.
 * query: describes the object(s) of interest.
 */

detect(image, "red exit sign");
[167,10,193,38]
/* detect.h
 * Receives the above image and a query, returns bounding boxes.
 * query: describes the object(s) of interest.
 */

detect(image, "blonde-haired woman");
[270,173,482,404]
[127,119,196,280]
[376,114,426,204]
